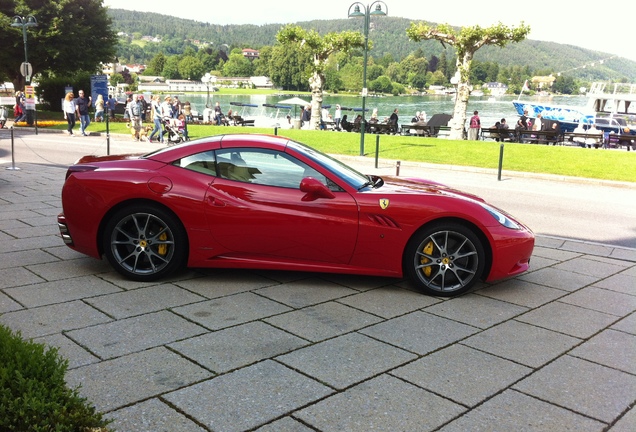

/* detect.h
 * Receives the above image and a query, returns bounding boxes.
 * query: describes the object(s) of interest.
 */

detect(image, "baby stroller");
[162,117,186,145]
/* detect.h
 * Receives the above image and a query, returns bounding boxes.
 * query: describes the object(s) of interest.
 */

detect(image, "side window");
[174,151,217,176]
[216,148,328,188]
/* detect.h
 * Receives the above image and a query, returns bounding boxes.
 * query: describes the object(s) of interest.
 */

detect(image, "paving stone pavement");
[1,161,635,432]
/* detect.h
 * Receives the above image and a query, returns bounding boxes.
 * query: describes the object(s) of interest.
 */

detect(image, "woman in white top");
[63,92,77,135]
[334,104,342,130]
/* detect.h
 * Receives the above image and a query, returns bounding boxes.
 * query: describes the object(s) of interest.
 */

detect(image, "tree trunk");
[449,54,473,140]
[309,71,324,130]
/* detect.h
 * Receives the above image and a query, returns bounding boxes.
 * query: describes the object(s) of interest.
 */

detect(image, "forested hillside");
[108,9,636,82]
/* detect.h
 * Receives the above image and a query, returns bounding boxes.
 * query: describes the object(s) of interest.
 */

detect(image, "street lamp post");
[11,15,38,126]
[347,2,387,156]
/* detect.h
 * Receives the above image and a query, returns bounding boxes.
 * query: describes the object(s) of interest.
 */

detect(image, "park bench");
[516,129,563,145]
[562,132,601,147]
[480,127,515,142]
[401,123,429,136]
[232,115,255,127]
[604,132,635,150]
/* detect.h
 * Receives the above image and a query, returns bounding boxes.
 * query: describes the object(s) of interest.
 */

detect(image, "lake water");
[174,93,589,128]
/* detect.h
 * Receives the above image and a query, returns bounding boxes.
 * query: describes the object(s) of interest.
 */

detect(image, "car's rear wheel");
[103,204,187,281]
[404,223,485,297]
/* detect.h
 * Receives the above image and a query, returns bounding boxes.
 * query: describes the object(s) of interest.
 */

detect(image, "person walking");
[63,92,77,136]
[214,102,222,125]
[149,95,163,143]
[126,94,143,141]
[76,89,92,136]
[334,104,342,131]
[107,94,117,119]
[468,110,480,140]
[94,94,105,122]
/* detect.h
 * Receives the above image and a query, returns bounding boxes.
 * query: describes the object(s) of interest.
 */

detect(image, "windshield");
[287,140,370,189]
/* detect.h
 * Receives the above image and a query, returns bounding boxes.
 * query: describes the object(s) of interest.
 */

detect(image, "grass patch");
[23,111,636,183]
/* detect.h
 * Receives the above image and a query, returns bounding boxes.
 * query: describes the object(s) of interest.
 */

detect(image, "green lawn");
[29,114,636,183]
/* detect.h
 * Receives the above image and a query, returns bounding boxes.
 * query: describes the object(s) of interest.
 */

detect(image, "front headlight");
[481,204,521,230]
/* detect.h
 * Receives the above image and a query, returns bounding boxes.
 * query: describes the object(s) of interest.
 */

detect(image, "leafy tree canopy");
[0,0,118,89]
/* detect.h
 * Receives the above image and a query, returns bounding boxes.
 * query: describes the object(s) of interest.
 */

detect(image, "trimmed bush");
[0,324,110,431]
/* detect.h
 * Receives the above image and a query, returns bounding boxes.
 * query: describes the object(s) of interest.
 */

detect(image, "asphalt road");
[2,129,635,249]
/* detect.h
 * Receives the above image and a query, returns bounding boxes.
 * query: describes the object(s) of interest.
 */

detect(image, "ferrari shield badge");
[379,198,390,209]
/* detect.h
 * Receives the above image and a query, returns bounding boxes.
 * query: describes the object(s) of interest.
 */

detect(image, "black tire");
[404,222,485,297]
[103,204,188,281]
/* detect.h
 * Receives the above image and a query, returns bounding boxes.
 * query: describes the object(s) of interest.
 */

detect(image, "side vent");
[366,213,400,228]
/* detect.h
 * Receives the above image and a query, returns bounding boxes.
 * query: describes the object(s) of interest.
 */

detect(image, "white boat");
[512,82,636,132]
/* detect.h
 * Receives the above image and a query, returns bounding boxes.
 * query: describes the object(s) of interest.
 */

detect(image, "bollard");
[396,160,401,176]
[375,135,380,168]
[6,126,21,171]
[497,143,504,181]
[274,127,278,136]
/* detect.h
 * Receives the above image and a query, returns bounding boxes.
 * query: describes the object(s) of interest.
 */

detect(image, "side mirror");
[300,177,335,201]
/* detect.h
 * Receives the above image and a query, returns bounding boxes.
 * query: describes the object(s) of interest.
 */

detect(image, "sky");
[103,0,635,62]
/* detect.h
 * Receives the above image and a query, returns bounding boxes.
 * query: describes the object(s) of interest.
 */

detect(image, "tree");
[268,44,311,91]
[277,25,364,129]
[178,55,205,80]
[407,22,530,139]
[0,0,117,91]
[222,52,254,77]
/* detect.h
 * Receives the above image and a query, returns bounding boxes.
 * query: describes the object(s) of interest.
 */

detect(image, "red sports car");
[58,134,534,296]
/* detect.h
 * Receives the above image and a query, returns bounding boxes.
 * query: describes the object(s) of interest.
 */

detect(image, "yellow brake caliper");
[420,241,434,277]
[157,232,168,255]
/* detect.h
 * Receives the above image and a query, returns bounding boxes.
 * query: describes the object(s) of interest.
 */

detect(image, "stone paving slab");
[163,360,333,432]
[1,161,635,431]
[437,389,606,431]
[295,374,465,432]
[66,346,213,412]
[513,355,636,423]
[276,332,417,390]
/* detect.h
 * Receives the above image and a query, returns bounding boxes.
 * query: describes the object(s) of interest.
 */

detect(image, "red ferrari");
[58,134,534,296]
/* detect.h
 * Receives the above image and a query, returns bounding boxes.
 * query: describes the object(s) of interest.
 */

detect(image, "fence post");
[374,135,380,168]
[274,127,278,136]
[497,143,504,181]
[6,126,21,171]
[396,160,401,176]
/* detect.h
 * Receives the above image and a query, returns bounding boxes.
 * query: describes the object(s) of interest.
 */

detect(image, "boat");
[512,82,636,133]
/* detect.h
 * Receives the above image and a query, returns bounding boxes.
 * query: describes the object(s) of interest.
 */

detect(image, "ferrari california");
[58,134,534,296]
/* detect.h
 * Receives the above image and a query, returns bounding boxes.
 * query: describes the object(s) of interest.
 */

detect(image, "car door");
[204,147,359,264]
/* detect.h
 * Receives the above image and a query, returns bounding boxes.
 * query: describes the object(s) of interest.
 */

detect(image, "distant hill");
[107,9,636,81]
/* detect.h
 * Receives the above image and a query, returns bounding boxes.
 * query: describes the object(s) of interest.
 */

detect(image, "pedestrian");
[62,92,77,136]
[334,104,342,131]
[389,108,399,134]
[214,101,222,125]
[107,94,117,119]
[76,89,92,136]
[138,94,148,121]
[94,94,104,122]
[172,96,181,118]
[126,94,143,141]
[149,95,163,143]
[468,110,480,140]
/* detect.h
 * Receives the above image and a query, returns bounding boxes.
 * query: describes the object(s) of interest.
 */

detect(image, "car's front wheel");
[404,223,485,296]
[103,204,187,281]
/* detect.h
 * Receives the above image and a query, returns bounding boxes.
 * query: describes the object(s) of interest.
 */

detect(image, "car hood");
[377,176,486,203]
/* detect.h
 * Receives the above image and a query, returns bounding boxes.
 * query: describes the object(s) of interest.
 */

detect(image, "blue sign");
[90,74,109,102]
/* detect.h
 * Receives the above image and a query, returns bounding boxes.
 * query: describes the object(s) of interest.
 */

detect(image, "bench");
[368,122,397,134]
[401,123,430,136]
[605,133,636,150]
[562,132,603,148]
[480,127,515,142]
[516,129,563,145]
[232,115,255,127]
